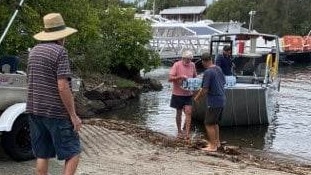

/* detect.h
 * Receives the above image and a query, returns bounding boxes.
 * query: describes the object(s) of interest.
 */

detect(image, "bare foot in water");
[177,132,184,139]
[177,132,191,143]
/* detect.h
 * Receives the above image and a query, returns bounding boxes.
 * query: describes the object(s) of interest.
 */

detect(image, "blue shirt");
[202,66,226,108]
[216,54,233,75]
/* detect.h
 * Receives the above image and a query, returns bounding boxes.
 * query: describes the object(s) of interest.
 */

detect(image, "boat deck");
[226,83,266,89]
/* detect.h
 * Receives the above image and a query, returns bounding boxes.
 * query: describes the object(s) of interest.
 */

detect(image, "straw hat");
[33,13,77,41]
[182,50,193,58]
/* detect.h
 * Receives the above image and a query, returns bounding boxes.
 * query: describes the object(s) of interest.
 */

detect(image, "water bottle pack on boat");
[225,76,236,87]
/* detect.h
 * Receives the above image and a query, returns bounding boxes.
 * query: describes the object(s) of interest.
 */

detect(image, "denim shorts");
[29,114,81,160]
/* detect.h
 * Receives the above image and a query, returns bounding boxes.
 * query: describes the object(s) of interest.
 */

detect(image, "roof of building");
[159,6,207,15]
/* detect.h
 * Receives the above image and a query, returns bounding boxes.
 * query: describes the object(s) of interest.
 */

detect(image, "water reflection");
[102,64,311,162]
[270,64,311,161]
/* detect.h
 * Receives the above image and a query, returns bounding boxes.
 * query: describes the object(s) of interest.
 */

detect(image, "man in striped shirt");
[26,13,82,175]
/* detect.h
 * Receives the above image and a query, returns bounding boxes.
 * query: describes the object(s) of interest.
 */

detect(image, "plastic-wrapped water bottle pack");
[181,78,202,91]
[225,76,236,87]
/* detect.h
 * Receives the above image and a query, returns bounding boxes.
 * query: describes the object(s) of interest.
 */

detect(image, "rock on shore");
[74,74,163,117]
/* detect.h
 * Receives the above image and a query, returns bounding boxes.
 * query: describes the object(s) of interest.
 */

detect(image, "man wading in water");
[169,50,197,140]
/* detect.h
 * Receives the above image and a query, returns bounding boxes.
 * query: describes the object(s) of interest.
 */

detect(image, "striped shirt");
[26,42,72,118]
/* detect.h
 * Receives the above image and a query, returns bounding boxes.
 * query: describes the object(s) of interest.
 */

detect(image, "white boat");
[192,32,281,126]
[145,15,255,63]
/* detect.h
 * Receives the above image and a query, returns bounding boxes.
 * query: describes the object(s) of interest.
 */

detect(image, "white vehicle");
[0,0,80,161]
[0,66,81,161]
[0,0,34,161]
[0,69,33,161]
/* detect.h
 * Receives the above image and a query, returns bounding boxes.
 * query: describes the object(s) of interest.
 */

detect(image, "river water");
[103,64,311,163]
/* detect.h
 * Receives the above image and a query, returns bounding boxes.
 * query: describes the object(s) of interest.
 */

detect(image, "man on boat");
[216,45,234,76]
[168,50,197,140]
[194,52,226,152]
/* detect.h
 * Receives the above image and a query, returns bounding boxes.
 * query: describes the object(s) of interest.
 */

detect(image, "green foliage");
[115,77,137,88]
[100,6,160,76]
[207,0,256,23]
[206,0,311,36]
[0,2,37,55]
[0,0,160,78]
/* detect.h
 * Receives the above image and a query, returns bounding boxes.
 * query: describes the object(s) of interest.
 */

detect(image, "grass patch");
[80,73,137,88]
[114,77,136,88]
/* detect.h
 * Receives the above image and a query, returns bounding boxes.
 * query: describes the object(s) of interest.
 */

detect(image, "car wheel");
[1,115,34,161]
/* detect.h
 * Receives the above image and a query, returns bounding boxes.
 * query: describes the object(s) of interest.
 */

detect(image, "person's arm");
[194,70,210,101]
[193,63,197,78]
[58,77,82,131]
[168,74,187,82]
[194,87,208,102]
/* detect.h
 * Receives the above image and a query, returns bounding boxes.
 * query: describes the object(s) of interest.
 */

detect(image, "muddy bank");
[83,118,311,175]
[1,117,310,175]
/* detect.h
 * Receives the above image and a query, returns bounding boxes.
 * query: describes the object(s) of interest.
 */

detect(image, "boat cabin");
[192,32,281,127]
[210,33,280,84]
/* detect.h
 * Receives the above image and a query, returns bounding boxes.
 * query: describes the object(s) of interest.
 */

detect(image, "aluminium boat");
[192,32,281,126]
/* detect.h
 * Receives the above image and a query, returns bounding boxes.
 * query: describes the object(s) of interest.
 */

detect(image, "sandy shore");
[0,118,310,175]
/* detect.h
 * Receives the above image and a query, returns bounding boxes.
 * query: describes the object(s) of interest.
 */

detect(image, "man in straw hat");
[26,13,81,175]
[168,50,197,140]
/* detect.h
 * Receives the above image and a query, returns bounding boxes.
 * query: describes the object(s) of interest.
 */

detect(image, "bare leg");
[182,122,186,131]
[176,109,183,137]
[36,158,49,175]
[183,105,192,139]
[215,124,221,147]
[63,154,80,175]
[202,124,217,152]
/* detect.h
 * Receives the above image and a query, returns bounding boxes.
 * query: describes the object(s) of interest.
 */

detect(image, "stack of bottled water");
[225,76,236,87]
[181,78,202,91]
[182,79,188,89]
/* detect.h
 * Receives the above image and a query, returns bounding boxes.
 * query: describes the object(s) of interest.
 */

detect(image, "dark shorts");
[29,115,81,160]
[170,94,192,109]
[204,107,223,125]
